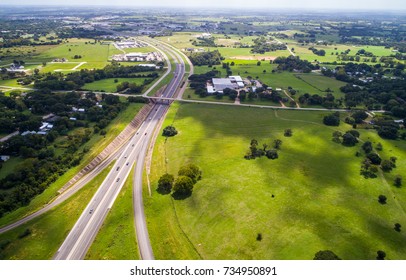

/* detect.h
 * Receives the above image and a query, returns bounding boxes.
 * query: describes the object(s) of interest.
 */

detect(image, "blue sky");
[1,0,405,10]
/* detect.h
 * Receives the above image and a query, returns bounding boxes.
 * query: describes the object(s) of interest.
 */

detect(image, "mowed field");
[81,77,152,92]
[146,102,406,260]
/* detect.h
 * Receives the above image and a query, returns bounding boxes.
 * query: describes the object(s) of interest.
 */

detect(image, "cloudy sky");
[1,0,405,10]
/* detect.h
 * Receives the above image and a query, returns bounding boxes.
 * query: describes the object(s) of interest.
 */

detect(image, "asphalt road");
[53,42,185,260]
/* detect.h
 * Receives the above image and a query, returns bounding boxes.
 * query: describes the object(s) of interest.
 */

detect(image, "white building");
[208,76,245,94]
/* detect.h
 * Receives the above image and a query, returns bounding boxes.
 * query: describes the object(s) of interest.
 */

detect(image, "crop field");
[146,102,406,260]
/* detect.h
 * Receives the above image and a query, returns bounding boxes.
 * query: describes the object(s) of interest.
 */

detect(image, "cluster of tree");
[57,28,111,39]
[244,139,282,160]
[308,47,326,56]
[0,93,35,134]
[359,141,398,178]
[298,93,336,108]
[34,64,158,90]
[191,37,217,47]
[344,111,369,125]
[356,49,375,57]
[274,56,318,73]
[157,164,202,199]
[127,96,149,104]
[188,50,222,66]
[250,88,283,103]
[0,37,62,48]
[116,81,144,94]
[162,126,178,137]
[323,112,340,126]
[251,37,287,54]
[188,70,220,97]
[0,136,89,217]
[0,92,128,217]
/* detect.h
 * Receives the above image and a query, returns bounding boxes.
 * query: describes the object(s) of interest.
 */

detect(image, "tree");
[366,153,381,165]
[256,233,262,241]
[376,250,386,260]
[394,223,402,232]
[178,164,201,184]
[273,139,282,149]
[266,149,278,159]
[362,141,373,154]
[257,61,261,66]
[332,131,342,143]
[378,195,387,204]
[323,112,340,126]
[173,176,194,196]
[313,250,341,260]
[157,173,174,194]
[381,159,394,172]
[284,128,292,137]
[394,175,402,187]
[346,130,360,138]
[162,126,178,137]
[342,132,358,146]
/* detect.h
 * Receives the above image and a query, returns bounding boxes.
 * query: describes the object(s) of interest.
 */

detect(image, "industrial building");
[207,76,245,94]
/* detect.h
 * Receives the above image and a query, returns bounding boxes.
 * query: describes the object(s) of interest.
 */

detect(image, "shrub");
[378,195,387,204]
[376,250,386,260]
[162,126,178,137]
[313,250,341,260]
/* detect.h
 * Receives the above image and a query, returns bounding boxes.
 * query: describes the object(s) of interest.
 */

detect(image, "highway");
[53,42,186,260]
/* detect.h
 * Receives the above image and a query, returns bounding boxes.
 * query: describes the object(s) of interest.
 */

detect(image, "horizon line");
[0,4,406,12]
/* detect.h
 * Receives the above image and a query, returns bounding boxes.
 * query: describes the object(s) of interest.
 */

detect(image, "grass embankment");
[146,102,406,260]
[0,103,144,227]
[86,169,139,260]
[0,162,114,259]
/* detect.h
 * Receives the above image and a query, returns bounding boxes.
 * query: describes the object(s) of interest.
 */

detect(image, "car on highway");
[126,162,129,166]
[116,178,120,182]
[89,209,93,214]
[132,144,135,147]
[116,167,120,171]
[144,132,147,135]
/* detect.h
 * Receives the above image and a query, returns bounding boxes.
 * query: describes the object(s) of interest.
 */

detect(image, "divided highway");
[54,42,186,260]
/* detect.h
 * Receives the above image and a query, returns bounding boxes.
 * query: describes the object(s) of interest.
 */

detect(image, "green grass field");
[0,103,144,228]
[146,102,406,260]
[0,162,114,259]
[86,169,139,260]
[81,77,153,92]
